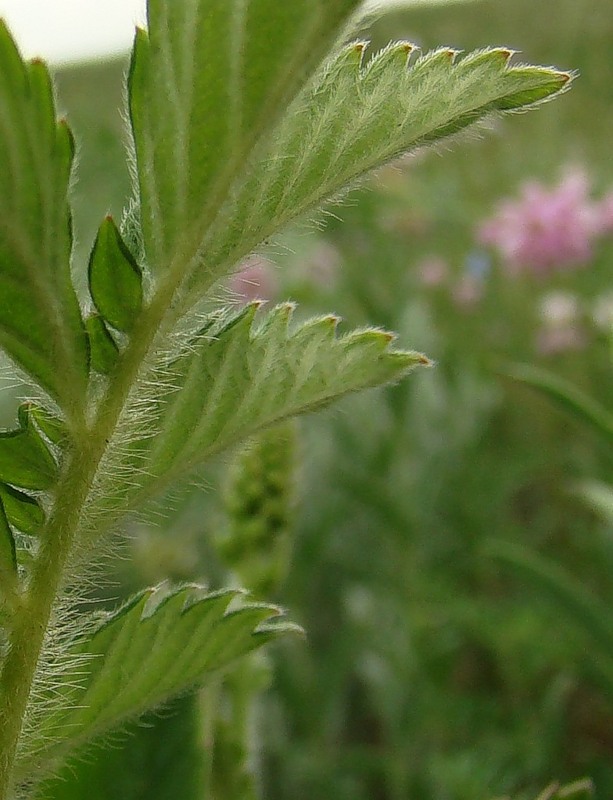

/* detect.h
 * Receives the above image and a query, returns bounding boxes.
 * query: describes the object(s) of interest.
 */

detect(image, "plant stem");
[0,281,177,799]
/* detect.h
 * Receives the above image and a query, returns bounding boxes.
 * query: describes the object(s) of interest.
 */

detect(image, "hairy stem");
[0,277,178,799]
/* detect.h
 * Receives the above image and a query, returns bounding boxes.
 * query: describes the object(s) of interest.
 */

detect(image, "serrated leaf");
[508,363,613,445]
[0,483,44,535]
[21,584,293,775]
[85,315,119,375]
[128,0,362,273]
[88,217,143,333]
[101,304,428,512]
[0,23,88,412]
[183,45,570,299]
[0,404,58,491]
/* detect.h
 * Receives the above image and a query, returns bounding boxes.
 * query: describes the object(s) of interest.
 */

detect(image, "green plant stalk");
[0,275,181,798]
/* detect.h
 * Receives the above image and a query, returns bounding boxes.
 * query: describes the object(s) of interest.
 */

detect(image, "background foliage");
[1,0,611,798]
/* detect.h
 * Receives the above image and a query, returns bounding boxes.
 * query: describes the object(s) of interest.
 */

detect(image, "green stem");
[0,281,177,799]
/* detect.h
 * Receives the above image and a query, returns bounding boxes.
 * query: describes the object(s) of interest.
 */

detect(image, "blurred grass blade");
[508,363,613,445]
[575,480,613,526]
[490,541,613,671]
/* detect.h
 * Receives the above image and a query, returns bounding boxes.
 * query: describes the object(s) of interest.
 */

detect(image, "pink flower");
[478,169,607,276]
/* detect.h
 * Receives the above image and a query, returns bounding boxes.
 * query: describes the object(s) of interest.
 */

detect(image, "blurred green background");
[9,0,613,798]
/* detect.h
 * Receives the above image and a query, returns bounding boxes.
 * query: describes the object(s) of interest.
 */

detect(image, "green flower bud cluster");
[217,422,297,597]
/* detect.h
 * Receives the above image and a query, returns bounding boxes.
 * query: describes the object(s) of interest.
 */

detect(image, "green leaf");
[0,499,18,602]
[129,0,362,273]
[26,405,69,447]
[0,404,58,491]
[85,315,119,375]
[181,45,571,300]
[40,696,205,800]
[507,363,613,445]
[21,584,295,776]
[88,216,143,333]
[101,303,428,513]
[0,23,88,412]
[0,484,44,535]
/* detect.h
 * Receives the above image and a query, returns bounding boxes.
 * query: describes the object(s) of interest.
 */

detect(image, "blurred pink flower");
[535,325,587,355]
[229,256,277,304]
[417,255,449,287]
[452,274,483,307]
[478,169,611,276]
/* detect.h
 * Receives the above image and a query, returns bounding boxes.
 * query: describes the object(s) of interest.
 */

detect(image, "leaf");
[0,22,88,412]
[0,484,44,535]
[26,405,69,447]
[85,315,119,375]
[507,363,613,446]
[0,403,59,491]
[129,0,362,274]
[88,216,143,333]
[39,696,205,800]
[0,499,18,602]
[21,584,296,776]
[181,45,571,301]
[100,303,428,513]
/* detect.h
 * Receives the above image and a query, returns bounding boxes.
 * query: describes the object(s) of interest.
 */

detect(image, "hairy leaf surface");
[20,584,295,776]
[186,45,571,298]
[129,0,361,273]
[96,303,427,514]
[0,23,88,412]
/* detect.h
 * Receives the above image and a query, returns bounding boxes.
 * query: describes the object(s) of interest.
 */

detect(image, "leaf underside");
[184,44,570,301]
[0,22,88,411]
[129,0,363,273]
[129,1,569,309]
[18,584,296,779]
[92,303,427,519]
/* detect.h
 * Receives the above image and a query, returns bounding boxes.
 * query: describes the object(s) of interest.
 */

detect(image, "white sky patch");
[0,0,476,66]
[0,0,147,65]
